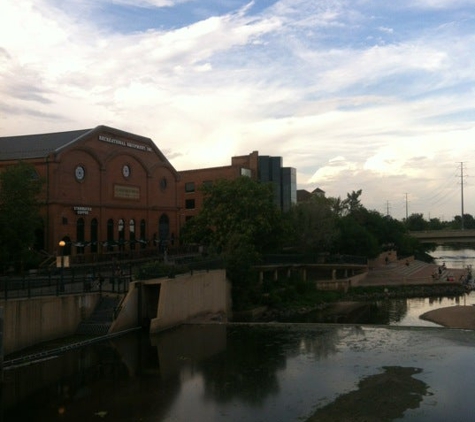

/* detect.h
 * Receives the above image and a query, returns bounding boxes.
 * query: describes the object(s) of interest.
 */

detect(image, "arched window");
[140,219,146,249]
[76,218,85,254]
[107,219,114,252]
[91,218,98,253]
[159,214,170,251]
[118,218,125,251]
[129,219,136,250]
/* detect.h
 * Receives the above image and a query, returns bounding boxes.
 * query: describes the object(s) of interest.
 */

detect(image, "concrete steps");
[76,295,123,336]
[364,259,466,286]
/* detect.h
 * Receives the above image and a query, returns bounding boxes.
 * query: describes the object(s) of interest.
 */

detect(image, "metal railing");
[0,269,131,300]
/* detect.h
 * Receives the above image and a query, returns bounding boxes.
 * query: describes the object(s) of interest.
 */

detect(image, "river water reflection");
[3,324,475,422]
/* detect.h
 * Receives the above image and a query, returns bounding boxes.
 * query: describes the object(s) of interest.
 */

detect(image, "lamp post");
[59,240,65,292]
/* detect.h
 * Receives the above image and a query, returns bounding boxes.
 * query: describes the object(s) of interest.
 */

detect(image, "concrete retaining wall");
[0,270,230,355]
[109,285,139,333]
[1,294,99,356]
[149,269,231,333]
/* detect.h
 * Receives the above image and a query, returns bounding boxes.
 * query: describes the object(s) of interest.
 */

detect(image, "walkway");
[360,259,467,287]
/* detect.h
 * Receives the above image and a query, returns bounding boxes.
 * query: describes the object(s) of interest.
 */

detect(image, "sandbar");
[420,305,475,329]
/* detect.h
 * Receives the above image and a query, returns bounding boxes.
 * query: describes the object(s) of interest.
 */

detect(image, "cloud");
[0,0,474,220]
[111,0,193,7]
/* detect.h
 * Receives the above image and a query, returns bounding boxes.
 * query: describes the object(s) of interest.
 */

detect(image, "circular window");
[160,177,168,190]
[75,165,85,181]
[122,165,131,178]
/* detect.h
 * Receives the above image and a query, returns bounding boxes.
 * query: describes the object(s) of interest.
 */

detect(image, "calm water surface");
[430,244,475,269]
[3,325,475,422]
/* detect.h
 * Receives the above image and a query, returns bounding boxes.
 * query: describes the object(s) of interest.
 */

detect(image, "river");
[2,245,475,421]
[430,244,475,270]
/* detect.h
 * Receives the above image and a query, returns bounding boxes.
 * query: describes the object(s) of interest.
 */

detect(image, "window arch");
[91,218,98,253]
[107,219,114,251]
[129,219,136,250]
[76,218,85,254]
[159,214,170,251]
[140,219,146,249]
[118,218,125,251]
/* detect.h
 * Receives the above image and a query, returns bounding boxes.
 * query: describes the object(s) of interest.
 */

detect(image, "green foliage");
[405,213,429,231]
[333,215,380,258]
[182,177,285,254]
[225,233,262,311]
[342,189,363,215]
[262,278,343,309]
[181,177,286,310]
[286,195,338,254]
[404,212,475,231]
[0,162,43,272]
[179,182,436,310]
[135,260,188,279]
[450,214,475,230]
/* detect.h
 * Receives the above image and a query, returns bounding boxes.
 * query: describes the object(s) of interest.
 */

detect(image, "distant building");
[178,151,297,223]
[297,187,326,203]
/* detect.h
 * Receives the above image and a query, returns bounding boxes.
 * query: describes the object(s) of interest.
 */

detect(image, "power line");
[405,193,408,220]
[458,162,467,229]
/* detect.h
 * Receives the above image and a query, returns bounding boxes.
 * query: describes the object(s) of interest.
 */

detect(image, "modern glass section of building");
[258,155,296,212]
[281,167,297,212]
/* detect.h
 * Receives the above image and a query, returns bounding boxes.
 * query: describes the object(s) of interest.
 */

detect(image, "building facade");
[178,151,296,222]
[0,126,179,261]
[0,126,297,262]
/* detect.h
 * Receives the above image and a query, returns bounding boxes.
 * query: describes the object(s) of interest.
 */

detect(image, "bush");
[135,261,188,280]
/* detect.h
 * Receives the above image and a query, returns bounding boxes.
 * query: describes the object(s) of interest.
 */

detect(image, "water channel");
[2,245,475,421]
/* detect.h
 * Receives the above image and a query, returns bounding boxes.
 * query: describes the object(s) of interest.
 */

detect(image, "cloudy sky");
[1,0,474,220]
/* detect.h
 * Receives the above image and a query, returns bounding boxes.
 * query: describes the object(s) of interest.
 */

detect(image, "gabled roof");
[0,128,93,161]
[0,125,174,162]
[0,125,178,176]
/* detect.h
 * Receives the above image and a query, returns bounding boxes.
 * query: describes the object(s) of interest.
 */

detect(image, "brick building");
[178,151,296,222]
[0,125,179,261]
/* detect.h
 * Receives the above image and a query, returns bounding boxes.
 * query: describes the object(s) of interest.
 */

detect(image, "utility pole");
[405,193,409,220]
[458,162,465,230]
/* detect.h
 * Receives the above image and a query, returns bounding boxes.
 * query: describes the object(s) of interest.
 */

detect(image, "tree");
[450,214,475,230]
[286,195,338,254]
[0,162,44,272]
[181,177,285,309]
[405,213,428,231]
[333,215,380,258]
[428,217,446,230]
[182,176,284,255]
[342,189,363,216]
[327,196,345,217]
[330,193,424,259]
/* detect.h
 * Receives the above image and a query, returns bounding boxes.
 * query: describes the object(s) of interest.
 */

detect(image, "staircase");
[76,295,123,336]
[364,259,461,286]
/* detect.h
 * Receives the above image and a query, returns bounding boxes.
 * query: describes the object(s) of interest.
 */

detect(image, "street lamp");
[59,240,66,292]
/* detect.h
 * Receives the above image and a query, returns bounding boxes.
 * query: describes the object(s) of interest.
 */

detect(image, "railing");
[0,254,223,300]
[261,254,367,266]
[0,270,131,300]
